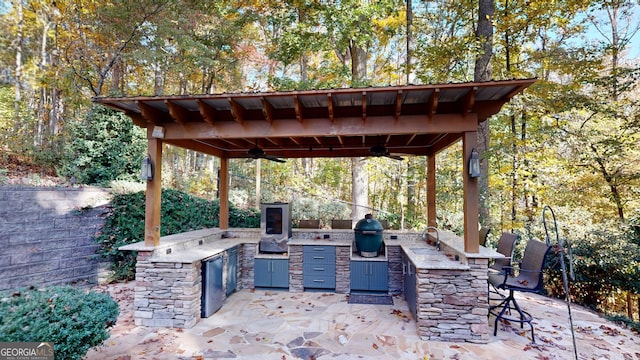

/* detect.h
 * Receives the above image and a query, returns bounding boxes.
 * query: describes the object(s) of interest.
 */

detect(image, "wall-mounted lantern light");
[140,156,153,181]
[151,125,165,139]
[468,148,481,178]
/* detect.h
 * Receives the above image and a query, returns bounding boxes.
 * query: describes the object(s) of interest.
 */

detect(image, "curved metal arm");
[421,226,440,250]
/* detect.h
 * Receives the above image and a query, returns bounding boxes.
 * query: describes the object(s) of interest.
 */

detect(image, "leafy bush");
[59,105,146,185]
[96,189,259,281]
[0,286,119,360]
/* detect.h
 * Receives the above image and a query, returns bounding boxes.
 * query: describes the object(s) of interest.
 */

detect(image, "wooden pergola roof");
[94,79,535,160]
[94,78,536,251]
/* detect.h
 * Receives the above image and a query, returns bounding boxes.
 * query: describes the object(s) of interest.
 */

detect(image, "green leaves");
[0,286,119,360]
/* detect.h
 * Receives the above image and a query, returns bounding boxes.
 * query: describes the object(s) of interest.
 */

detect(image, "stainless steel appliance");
[201,254,223,317]
[259,202,292,253]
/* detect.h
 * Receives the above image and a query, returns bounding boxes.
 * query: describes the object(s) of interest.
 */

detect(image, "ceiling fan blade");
[264,155,286,163]
[386,154,404,161]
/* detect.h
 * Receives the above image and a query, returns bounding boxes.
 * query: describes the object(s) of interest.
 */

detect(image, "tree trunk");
[13,0,24,132]
[474,0,494,227]
[406,0,413,84]
[350,40,369,222]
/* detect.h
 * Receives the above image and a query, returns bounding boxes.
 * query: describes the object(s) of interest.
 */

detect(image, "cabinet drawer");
[303,263,335,274]
[303,274,336,289]
[303,246,336,264]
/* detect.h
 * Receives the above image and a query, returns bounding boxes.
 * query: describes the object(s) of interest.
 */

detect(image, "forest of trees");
[0,1,638,323]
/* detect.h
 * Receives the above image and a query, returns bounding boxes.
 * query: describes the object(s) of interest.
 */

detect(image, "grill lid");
[354,214,383,232]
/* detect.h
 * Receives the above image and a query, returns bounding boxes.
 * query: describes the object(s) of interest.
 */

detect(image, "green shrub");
[0,286,119,360]
[96,189,259,281]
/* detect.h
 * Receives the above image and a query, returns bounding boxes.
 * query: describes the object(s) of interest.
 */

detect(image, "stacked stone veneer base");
[415,257,489,342]
[128,229,493,344]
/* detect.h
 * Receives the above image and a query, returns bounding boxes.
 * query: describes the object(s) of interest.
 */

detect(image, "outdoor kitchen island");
[121,227,503,343]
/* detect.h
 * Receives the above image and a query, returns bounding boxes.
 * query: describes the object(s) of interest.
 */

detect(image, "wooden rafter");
[327,93,334,123]
[293,95,303,123]
[165,100,190,125]
[197,100,216,125]
[137,101,164,125]
[228,97,244,124]
[261,97,274,123]
[395,90,403,122]
[362,91,367,122]
[427,89,439,118]
[462,87,477,113]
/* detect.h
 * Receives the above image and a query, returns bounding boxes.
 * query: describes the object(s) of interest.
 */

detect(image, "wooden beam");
[157,113,478,140]
[462,131,479,253]
[144,132,162,247]
[427,154,436,228]
[197,100,216,125]
[219,157,229,229]
[127,112,147,128]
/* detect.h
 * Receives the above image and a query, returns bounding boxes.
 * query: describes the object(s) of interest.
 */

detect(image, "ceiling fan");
[247,146,286,163]
[370,144,404,161]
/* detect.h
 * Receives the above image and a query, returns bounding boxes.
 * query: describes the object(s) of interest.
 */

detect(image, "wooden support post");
[463,131,479,253]
[219,157,229,229]
[426,153,437,228]
[144,135,162,247]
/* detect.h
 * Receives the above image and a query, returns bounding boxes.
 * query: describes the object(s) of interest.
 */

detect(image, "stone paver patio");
[85,283,639,359]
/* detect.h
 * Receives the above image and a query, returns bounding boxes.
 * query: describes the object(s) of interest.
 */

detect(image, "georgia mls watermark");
[0,342,54,360]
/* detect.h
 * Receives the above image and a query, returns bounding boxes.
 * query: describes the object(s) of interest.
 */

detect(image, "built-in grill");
[259,202,292,254]
[354,214,384,257]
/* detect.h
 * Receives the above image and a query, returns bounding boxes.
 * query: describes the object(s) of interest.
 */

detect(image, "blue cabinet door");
[271,259,290,288]
[350,261,370,291]
[350,261,389,291]
[368,261,389,291]
[254,258,271,287]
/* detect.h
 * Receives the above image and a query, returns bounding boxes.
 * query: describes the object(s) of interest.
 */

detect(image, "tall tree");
[474,0,495,226]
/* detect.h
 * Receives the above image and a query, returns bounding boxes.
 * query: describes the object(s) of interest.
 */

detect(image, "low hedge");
[0,286,119,360]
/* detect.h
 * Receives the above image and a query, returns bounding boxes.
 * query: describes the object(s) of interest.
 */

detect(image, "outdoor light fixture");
[468,148,481,178]
[151,125,165,138]
[140,156,153,181]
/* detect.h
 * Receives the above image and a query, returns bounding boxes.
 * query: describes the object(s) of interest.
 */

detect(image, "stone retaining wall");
[0,186,110,291]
